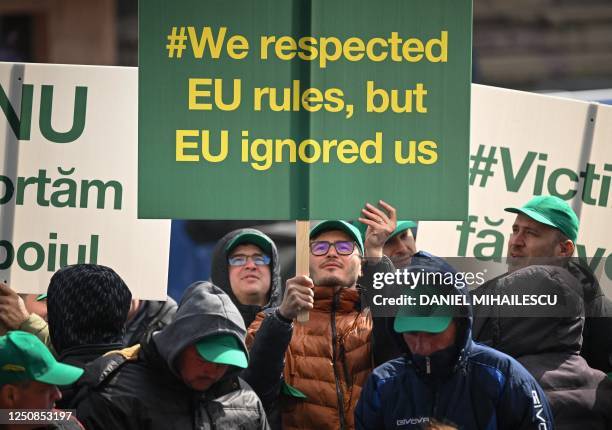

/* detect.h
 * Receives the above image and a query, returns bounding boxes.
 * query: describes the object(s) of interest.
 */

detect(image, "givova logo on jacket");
[396,416,429,426]
[532,390,548,430]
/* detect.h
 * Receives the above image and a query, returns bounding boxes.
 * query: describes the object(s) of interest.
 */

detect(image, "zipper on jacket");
[331,291,347,430]
[425,356,431,374]
[431,385,440,418]
[339,342,351,389]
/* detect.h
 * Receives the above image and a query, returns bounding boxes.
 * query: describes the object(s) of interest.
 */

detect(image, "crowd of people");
[1,196,611,429]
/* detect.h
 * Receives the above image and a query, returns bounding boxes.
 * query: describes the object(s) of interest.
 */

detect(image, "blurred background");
[1,0,611,299]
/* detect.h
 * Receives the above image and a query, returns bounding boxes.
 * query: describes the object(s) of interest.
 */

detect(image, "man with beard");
[247,201,398,430]
[474,195,612,373]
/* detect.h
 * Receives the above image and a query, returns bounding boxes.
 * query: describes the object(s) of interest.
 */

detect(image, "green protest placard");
[139,0,472,220]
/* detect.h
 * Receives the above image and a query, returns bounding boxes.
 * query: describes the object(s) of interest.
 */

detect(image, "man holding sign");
[247,201,397,430]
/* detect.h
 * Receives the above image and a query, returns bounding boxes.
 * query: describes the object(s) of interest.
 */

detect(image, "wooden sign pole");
[296,220,310,323]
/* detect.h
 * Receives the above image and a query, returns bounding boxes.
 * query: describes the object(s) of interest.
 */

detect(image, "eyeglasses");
[310,241,356,256]
[228,254,271,266]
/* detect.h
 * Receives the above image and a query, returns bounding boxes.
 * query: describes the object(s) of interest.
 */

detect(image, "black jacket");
[123,297,178,347]
[75,282,270,430]
[211,228,283,328]
[473,265,612,429]
[55,342,124,409]
[567,260,612,373]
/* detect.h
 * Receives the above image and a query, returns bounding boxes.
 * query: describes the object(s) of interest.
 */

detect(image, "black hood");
[210,228,282,327]
[474,265,584,358]
[153,282,248,379]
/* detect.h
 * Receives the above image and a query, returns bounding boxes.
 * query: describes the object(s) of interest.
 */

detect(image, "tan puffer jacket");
[248,286,373,430]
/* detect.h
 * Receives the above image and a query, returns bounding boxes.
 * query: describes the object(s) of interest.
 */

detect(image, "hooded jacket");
[566,260,612,373]
[74,282,270,430]
[473,265,612,429]
[356,266,554,430]
[211,228,283,328]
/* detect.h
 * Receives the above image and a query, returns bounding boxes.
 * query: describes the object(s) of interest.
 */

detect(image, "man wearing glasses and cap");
[473,195,612,374]
[247,201,399,430]
[210,228,282,329]
[75,282,269,430]
[355,266,553,430]
[0,331,84,430]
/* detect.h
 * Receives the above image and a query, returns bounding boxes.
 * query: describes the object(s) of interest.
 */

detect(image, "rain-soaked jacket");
[75,282,269,430]
[211,228,283,328]
[356,265,554,430]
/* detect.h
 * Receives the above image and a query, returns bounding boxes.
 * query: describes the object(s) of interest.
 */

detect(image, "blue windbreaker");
[356,264,554,430]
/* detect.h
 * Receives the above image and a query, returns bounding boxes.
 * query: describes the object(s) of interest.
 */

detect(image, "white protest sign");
[0,62,170,299]
[418,84,612,294]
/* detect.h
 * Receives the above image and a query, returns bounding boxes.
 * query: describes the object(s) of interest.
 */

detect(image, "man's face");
[309,230,362,288]
[507,214,570,271]
[383,229,417,269]
[0,380,62,410]
[228,244,271,306]
[402,320,457,356]
[177,344,229,391]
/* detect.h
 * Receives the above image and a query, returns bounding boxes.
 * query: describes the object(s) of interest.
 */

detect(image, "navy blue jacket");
[355,339,554,429]
[355,264,554,430]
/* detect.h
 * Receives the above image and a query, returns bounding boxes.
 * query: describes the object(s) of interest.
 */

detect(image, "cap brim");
[226,232,272,256]
[394,315,452,334]
[196,337,248,369]
[36,361,84,386]
[389,221,417,240]
[504,207,558,230]
[36,293,47,301]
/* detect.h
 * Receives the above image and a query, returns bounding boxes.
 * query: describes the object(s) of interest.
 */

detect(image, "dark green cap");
[505,195,579,242]
[0,331,83,386]
[310,220,364,255]
[225,231,273,256]
[195,334,248,369]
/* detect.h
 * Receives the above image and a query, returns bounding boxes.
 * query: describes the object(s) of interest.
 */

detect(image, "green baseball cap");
[505,195,579,242]
[226,231,273,256]
[393,288,453,334]
[352,220,417,243]
[389,220,418,240]
[195,334,248,369]
[0,331,83,386]
[310,220,364,255]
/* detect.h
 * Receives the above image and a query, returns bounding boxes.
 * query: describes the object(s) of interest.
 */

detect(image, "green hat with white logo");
[0,331,83,386]
[505,195,579,242]
[195,334,248,369]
